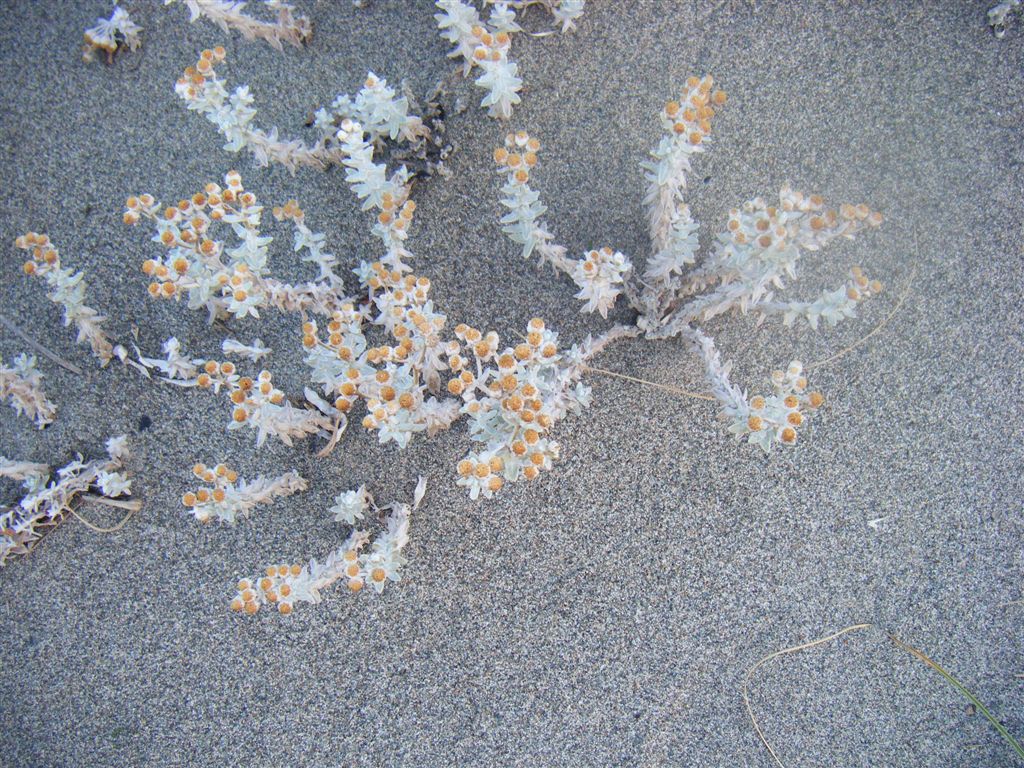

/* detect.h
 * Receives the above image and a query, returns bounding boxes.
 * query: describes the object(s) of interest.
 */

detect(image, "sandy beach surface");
[1,1,1022,766]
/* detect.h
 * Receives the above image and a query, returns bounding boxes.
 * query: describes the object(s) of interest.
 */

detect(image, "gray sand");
[1,1,1022,766]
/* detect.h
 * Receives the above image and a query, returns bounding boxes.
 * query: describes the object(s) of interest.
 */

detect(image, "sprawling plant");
[10,30,888,615]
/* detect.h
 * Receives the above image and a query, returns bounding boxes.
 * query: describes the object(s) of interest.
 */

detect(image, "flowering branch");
[181,462,306,524]
[14,233,114,366]
[230,477,426,615]
[176,49,428,175]
[435,0,584,119]
[125,172,353,321]
[452,317,594,497]
[493,132,635,317]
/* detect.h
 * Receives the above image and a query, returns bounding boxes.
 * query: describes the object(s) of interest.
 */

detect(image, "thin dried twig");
[583,364,716,401]
[0,313,85,375]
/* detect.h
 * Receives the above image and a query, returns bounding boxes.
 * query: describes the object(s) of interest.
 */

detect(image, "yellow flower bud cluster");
[224,369,284,425]
[182,462,239,523]
[730,361,824,452]
[454,318,584,498]
[230,564,305,616]
[195,359,239,393]
[723,189,883,256]
[301,260,463,449]
[174,47,228,103]
[662,75,726,147]
[494,131,541,186]
[129,172,273,319]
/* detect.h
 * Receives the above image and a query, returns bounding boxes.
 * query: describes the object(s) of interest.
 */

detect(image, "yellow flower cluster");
[662,75,727,147]
[373,193,416,245]
[16,232,58,275]
[847,266,883,302]
[470,24,512,64]
[175,46,228,102]
[231,564,304,615]
[225,369,285,425]
[493,130,541,185]
[725,193,883,252]
[181,462,239,522]
[301,256,459,447]
[454,318,580,498]
[195,359,240,392]
[739,362,824,449]
[130,171,256,303]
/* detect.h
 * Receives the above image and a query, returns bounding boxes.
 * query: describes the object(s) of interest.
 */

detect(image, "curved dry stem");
[67,496,142,534]
[743,623,874,768]
[887,633,1024,761]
